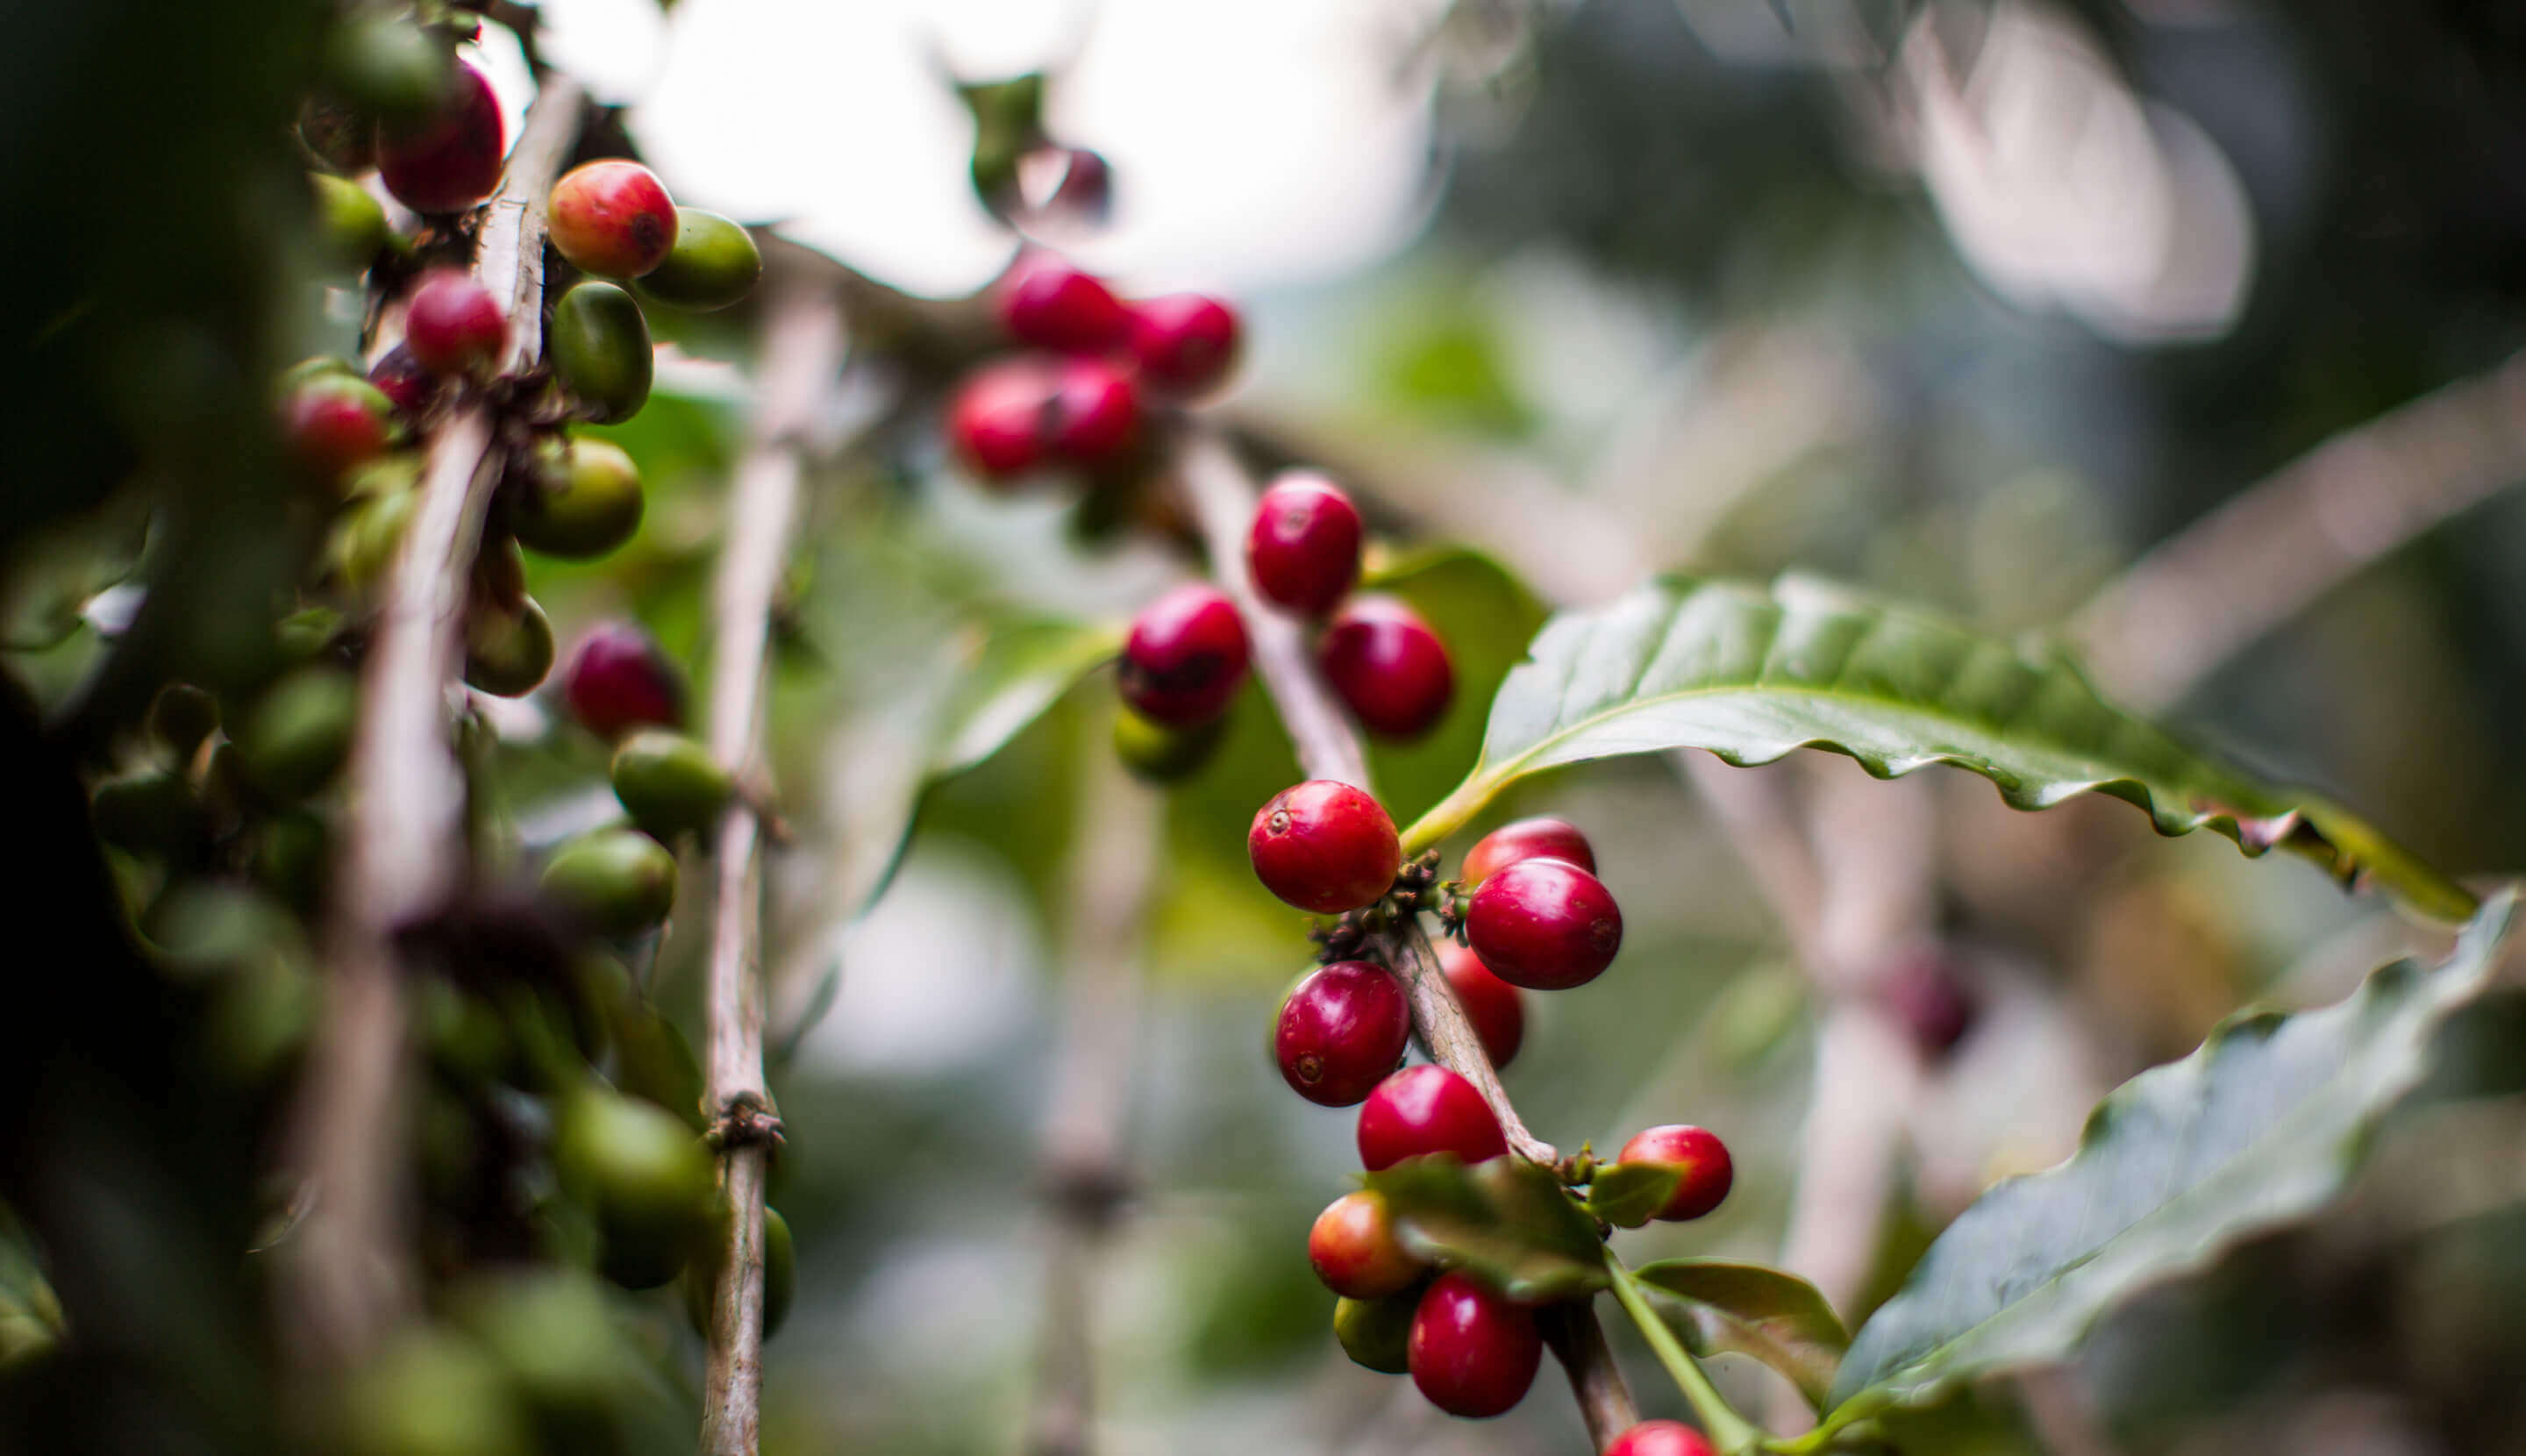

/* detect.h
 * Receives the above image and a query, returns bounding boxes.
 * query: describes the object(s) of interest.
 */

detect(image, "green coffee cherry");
[634,211,762,312]
[462,596,555,698]
[510,435,644,560]
[610,1002,707,1133]
[539,828,677,938]
[340,1328,534,1456]
[239,666,359,799]
[548,282,653,425]
[203,952,318,1085]
[1333,1287,1422,1374]
[312,174,391,274]
[554,1084,716,1290]
[148,682,219,760]
[452,1268,642,1423]
[326,474,420,598]
[683,1203,795,1339]
[255,808,332,912]
[89,771,206,859]
[1112,703,1224,783]
[609,730,732,840]
[277,353,362,396]
[275,605,346,663]
[322,17,454,125]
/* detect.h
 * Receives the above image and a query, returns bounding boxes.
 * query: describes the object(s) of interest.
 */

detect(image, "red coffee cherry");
[1129,292,1241,396]
[1307,1189,1421,1299]
[1042,356,1138,467]
[1408,1271,1540,1419]
[367,345,437,415]
[1879,946,1978,1060]
[562,621,687,740]
[946,357,1053,483]
[377,60,504,214]
[1464,857,1621,990]
[1245,471,1361,617]
[1616,1124,1732,1222]
[1275,960,1409,1107]
[1118,584,1249,728]
[1438,942,1524,1070]
[999,255,1130,353]
[1317,596,1453,739]
[281,376,395,482]
[548,160,678,280]
[1357,1067,1506,1171]
[403,269,507,376]
[1607,1421,1720,1456]
[1248,780,1401,914]
[1460,817,1595,888]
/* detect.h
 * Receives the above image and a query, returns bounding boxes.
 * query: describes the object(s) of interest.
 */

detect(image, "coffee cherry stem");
[1604,1253,1766,1455]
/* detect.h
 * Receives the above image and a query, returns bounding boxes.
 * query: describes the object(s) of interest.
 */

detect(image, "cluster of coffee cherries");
[1245,791,1733,1426]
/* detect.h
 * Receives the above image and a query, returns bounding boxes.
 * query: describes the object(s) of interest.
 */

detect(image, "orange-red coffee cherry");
[1275,960,1409,1107]
[1608,1421,1720,1456]
[1438,942,1524,1070]
[378,60,503,214]
[1245,471,1362,617]
[1357,1067,1506,1171]
[1307,1189,1421,1299]
[1043,356,1139,467]
[1408,1272,1540,1419]
[1460,817,1595,888]
[1119,583,1249,728]
[562,621,687,740]
[1129,292,1241,396]
[1318,596,1453,739]
[403,269,507,376]
[1464,857,1621,990]
[1616,1124,1733,1222]
[1248,780,1402,914]
[548,160,677,280]
[999,255,1130,354]
[282,376,395,482]
[946,358,1052,482]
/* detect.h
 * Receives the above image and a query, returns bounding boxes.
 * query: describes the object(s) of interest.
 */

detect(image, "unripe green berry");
[89,771,206,860]
[148,682,219,760]
[609,730,733,840]
[539,828,678,938]
[255,808,332,913]
[1335,1287,1423,1374]
[312,173,392,275]
[683,1203,796,1339]
[339,1327,533,1456]
[548,282,653,425]
[634,211,763,312]
[462,595,555,698]
[553,1084,715,1290]
[510,435,644,560]
[321,17,455,125]
[1111,703,1224,783]
[239,666,359,800]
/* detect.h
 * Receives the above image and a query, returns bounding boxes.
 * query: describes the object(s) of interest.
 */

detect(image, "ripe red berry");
[1464,857,1621,990]
[1460,817,1595,888]
[1245,472,1361,617]
[1318,596,1453,739]
[999,255,1130,353]
[946,358,1052,482]
[1879,946,1978,1060]
[1042,356,1138,467]
[1438,942,1524,1070]
[1616,1124,1732,1222]
[1357,1067,1505,1171]
[548,160,678,279]
[281,377,394,482]
[1607,1421,1720,1456]
[1128,292,1241,396]
[1118,584,1249,728]
[377,61,504,214]
[367,345,437,414]
[1248,780,1401,914]
[1408,1272,1540,1419]
[562,621,687,740]
[1307,1189,1421,1299]
[403,269,507,376]
[1275,960,1409,1107]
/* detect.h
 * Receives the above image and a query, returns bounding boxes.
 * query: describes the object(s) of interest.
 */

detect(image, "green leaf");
[1402,575,2473,921]
[1585,1161,1681,1229]
[1366,1154,1608,1303]
[1633,1258,1847,1411]
[1817,890,2521,1436]
[931,618,1122,778]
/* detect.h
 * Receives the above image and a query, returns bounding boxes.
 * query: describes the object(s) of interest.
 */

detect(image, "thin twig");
[1541,1303,1644,1447]
[697,279,848,1456]
[276,73,586,1369]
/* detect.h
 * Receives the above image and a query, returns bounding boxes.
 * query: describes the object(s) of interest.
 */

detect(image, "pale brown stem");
[1542,1302,1645,1447]
[699,280,848,1456]
[276,74,586,1370]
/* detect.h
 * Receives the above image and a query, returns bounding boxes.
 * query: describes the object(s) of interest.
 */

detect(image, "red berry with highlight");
[1274,960,1409,1107]
[1608,1421,1720,1456]
[947,358,1052,483]
[1318,596,1453,739]
[1438,942,1524,1070]
[562,621,687,740]
[1461,817,1595,888]
[1616,1124,1733,1222]
[1880,946,1978,1060]
[1129,292,1241,396]
[1043,356,1138,467]
[281,377,394,482]
[1408,1272,1540,1419]
[548,160,678,279]
[1245,471,1361,617]
[1118,583,1249,728]
[1247,780,1401,914]
[1465,857,1621,990]
[377,61,504,214]
[1357,1067,1505,1171]
[999,256,1129,354]
[403,269,507,376]
[1307,1190,1421,1299]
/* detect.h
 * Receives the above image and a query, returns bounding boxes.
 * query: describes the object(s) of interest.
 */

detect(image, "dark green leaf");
[1403,575,2473,921]
[1366,1154,1608,1303]
[1633,1258,1847,1410]
[1585,1161,1681,1229]
[1818,891,2520,1436]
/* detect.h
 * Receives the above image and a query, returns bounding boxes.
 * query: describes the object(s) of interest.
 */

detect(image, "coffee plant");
[8,3,2526,1454]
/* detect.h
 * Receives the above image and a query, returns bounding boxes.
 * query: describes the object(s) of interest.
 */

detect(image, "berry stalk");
[1603,1253,1764,1456]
